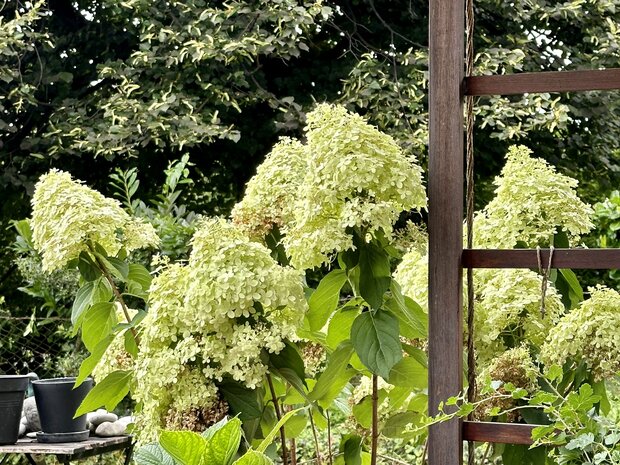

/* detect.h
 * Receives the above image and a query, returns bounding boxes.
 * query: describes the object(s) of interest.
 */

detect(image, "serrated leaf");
[160,431,206,465]
[134,444,176,465]
[232,450,273,465]
[256,408,303,454]
[566,432,595,450]
[307,269,347,331]
[220,381,262,420]
[342,435,363,465]
[358,242,391,310]
[128,263,153,291]
[75,370,132,416]
[203,417,242,465]
[78,252,102,281]
[326,308,357,350]
[351,310,402,379]
[72,281,95,326]
[309,341,356,408]
[81,302,116,351]
[268,342,306,386]
[352,390,388,429]
[76,334,115,386]
[388,356,427,389]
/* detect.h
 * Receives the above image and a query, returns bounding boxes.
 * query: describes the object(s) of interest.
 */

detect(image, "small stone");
[95,421,126,437]
[18,422,26,437]
[26,432,37,439]
[23,397,40,432]
[20,417,28,426]
[116,416,134,427]
[88,409,118,426]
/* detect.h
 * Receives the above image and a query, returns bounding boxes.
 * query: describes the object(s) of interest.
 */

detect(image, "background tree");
[2,0,620,319]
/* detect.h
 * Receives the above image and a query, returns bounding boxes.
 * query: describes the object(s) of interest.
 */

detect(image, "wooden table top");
[0,436,132,455]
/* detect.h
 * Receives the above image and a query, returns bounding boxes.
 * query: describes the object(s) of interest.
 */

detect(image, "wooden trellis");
[428,1,620,464]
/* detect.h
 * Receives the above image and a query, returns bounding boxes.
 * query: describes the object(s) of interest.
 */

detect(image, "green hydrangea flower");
[134,218,307,440]
[541,286,620,381]
[283,104,427,269]
[474,268,563,364]
[233,103,426,270]
[474,145,593,248]
[31,169,159,271]
[231,137,306,239]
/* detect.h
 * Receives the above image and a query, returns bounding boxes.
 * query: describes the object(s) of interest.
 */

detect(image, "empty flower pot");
[0,375,29,445]
[32,377,93,434]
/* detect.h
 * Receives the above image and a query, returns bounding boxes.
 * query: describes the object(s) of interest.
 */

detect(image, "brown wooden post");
[428,0,464,463]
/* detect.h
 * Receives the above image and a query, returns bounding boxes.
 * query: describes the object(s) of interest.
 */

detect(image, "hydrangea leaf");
[160,431,206,465]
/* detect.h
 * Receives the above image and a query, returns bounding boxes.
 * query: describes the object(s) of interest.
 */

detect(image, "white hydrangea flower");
[133,218,307,440]
[393,249,428,311]
[474,145,593,248]
[233,103,426,269]
[541,286,620,381]
[282,104,427,269]
[31,169,159,271]
[474,268,563,364]
[231,137,307,239]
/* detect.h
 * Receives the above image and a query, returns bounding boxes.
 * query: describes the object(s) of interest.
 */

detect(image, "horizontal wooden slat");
[463,421,535,445]
[463,248,620,269]
[465,68,620,95]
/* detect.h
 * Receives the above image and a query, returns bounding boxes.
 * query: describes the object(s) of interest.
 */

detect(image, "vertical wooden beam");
[428,0,464,463]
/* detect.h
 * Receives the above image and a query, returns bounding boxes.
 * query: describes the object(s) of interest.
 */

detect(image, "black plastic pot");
[0,375,29,445]
[32,377,93,434]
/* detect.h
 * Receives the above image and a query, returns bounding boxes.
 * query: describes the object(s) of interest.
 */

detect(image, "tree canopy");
[2,0,620,304]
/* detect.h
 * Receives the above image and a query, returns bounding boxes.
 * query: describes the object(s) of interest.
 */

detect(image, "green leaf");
[388,356,428,389]
[81,302,116,351]
[382,412,418,438]
[307,269,347,331]
[385,291,427,339]
[92,277,113,303]
[203,417,242,465]
[76,334,115,386]
[124,330,139,358]
[232,450,273,465]
[160,431,206,465]
[350,309,402,379]
[257,408,303,453]
[93,251,126,281]
[566,432,595,450]
[326,308,358,350]
[283,412,307,439]
[219,381,263,420]
[202,417,229,440]
[72,281,95,325]
[592,379,611,415]
[558,268,583,308]
[352,390,388,429]
[78,252,102,281]
[134,444,176,465]
[342,435,363,465]
[358,241,391,310]
[268,342,306,386]
[309,341,356,408]
[75,370,132,416]
[127,263,153,291]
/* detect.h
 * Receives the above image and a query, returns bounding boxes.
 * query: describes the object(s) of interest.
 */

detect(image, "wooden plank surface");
[428,0,464,463]
[465,68,620,95]
[462,421,536,445]
[0,436,131,455]
[463,248,620,269]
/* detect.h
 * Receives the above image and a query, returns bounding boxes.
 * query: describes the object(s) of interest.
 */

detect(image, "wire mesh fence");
[0,313,84,379]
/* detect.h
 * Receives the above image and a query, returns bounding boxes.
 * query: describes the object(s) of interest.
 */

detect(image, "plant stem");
[308,410,323,465]
[266,373,289,465]
[326,409,333,465]
[91,251,140,344]
[370,374,379,465]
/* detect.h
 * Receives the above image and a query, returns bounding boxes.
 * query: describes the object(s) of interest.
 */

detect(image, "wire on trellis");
[465,0,476,462]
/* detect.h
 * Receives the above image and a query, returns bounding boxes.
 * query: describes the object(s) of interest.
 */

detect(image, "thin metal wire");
[536,246,555,318]
[465,0,476,462]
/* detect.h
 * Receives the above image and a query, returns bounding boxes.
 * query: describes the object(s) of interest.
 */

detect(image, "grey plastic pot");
[0,375,29,445]
[32,377,93,434]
